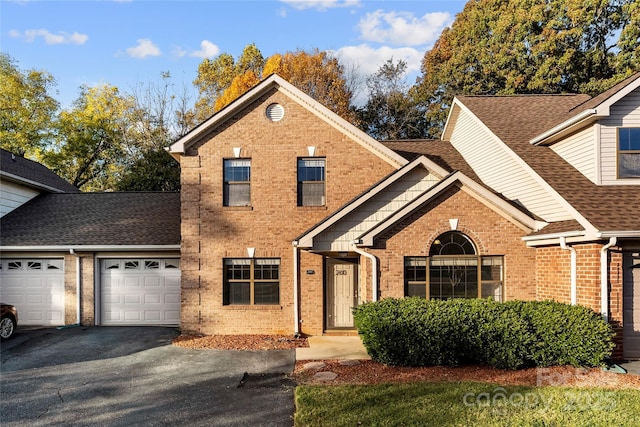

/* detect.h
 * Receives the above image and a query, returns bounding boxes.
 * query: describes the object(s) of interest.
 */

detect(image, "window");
[223,258,280,305]
[298,158,325,206]
[224,159,251,206]
[404,232,504,302]
[619,128,640,178]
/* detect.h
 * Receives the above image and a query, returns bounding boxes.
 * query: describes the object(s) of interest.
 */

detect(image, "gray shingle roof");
[0,192,180,247]
[0,149,79,193]
[455,90,640,232]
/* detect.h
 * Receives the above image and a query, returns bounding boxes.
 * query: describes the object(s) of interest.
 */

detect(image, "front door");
[326,258,358,329]
[624,252,640,359]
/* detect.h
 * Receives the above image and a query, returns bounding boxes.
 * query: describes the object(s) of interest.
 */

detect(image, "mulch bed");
[172,334,640,389]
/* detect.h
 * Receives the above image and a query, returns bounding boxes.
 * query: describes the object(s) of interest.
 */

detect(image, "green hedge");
[353,298,615,369]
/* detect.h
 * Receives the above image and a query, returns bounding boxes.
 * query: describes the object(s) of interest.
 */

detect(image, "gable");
[169,74,408,169]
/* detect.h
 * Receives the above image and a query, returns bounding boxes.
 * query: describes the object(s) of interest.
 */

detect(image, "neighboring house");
[0,148,79,217]
[0,152,181,327]
[169,73,639,360]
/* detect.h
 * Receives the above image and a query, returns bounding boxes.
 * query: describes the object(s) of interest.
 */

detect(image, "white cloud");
[333,44,424,77]
[189,40,220,59]
[126,38,161,59]
[280,0,360,11]
[358,10,452,46]
[9,28,88,45]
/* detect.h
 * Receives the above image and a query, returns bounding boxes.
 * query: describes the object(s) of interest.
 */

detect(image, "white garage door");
[0,259,65,326]
[101,258,181,326]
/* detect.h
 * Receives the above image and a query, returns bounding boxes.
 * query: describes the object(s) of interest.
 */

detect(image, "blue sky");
[2,0,467,109]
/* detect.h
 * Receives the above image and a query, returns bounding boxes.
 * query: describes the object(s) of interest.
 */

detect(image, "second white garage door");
[101,258,181,326]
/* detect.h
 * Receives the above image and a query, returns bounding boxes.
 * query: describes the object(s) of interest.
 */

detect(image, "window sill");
[296,206,327,210]
[221,305,282,310]
[223,206,253,211]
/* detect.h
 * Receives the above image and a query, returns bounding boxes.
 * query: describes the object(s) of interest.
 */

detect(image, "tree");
[43,84,136,191]
[0,52,59,157]
[356,59,428,140]
[114,148,180,192]
[193,43,264,122]
[415,0,640,137]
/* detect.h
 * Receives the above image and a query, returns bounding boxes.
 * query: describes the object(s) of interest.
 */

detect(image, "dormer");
[530,73,640,186]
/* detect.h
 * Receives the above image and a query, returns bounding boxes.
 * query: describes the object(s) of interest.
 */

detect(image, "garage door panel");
[0,259,65,326]
[101,258,180,326]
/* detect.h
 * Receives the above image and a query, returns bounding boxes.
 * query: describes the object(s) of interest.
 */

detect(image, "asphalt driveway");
[0,326,296,426]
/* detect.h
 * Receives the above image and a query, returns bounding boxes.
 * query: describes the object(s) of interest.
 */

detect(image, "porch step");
[322,329,359,336]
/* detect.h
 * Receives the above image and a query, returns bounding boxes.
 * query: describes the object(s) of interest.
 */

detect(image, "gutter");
[560,237,577,305]
[600,237,617,323]
[351,241,378,302]
[0,245,180,252]
[292,242,300,336]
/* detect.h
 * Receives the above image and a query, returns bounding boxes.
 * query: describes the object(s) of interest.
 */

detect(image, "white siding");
[450,109,571,222]
[0,179,40,217]
[315,168,440,251]
[551,126,597,183]
[600,87,640,185]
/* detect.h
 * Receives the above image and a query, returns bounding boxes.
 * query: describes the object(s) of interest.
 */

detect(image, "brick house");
[168,73,640,359]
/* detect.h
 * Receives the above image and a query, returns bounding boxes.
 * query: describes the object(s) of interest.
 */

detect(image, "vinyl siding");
[314,168,440,252]
[0,179,39,217]
[600,87,640,185]
[551,126,597,183]
[450,109,571,222]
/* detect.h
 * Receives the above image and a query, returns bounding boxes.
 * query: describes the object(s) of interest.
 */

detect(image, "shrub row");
[352,298,615,370]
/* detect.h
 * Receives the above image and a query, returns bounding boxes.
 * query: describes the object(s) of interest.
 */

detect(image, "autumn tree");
[0,52,59,157]
[415,0,640,137]
[356,59,428,140]
[193,43,264,122]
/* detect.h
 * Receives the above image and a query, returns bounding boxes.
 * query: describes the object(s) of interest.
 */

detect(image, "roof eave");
[0,245,180,252]
[529,109,598,146]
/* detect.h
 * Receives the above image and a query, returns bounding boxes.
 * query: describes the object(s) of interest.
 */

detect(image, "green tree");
[356,59,428,140]
[415,0,640,137]
[114,148,180,192]
[0,52,59,157]
[43,84,136,191]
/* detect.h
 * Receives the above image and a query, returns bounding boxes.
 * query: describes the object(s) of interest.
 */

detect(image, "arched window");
[404,231,503,301]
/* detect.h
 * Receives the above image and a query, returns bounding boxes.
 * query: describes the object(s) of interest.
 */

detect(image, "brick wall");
[64,252,96,326]
[368,185,537,302]
[180,89,396,335]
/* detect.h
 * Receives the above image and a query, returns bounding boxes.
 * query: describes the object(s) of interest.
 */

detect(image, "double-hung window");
[223,258,280,305]
[297,158,325,206]
[224,159,251,206]
[618,128,640,178]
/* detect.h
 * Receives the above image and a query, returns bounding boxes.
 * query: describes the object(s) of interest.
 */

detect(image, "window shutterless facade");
[404,231,504,302]
[223,258,280,305]
[223,159,251,206]
[297,158,326,206]
[618,127,640,178]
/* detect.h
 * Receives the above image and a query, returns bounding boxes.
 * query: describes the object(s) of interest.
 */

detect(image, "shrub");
[353,298,614,369]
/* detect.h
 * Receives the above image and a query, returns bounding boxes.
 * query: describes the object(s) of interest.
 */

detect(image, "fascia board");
[529,109,598,146]
[441,100,462,141]
[453,100,598,236]
[168,74,408,168]
[0,245,180,252]
[0,172,66,194]
[295,156,446,248]
[358,171,540,247]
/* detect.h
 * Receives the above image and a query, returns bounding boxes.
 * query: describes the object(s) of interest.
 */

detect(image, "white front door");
[326,259,357,329]
[624,252,640,359]
[0,259,65,326]
[100,258,181,326]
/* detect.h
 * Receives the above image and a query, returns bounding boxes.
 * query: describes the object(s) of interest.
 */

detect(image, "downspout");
[70,249,81,325]
[559,237,577,305]
[292,242,300,336]
[600,237,617,323]
[351,241,378,302]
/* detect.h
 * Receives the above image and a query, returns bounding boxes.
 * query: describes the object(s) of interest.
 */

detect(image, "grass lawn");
[294,382,640,426]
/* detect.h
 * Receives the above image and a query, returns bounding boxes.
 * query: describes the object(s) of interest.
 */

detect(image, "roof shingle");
[0,149,79,193]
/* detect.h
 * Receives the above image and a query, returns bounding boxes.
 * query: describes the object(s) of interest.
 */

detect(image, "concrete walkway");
[295,335,371,360]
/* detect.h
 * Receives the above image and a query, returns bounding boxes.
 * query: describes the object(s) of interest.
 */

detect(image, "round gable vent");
[266,103,285,122]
